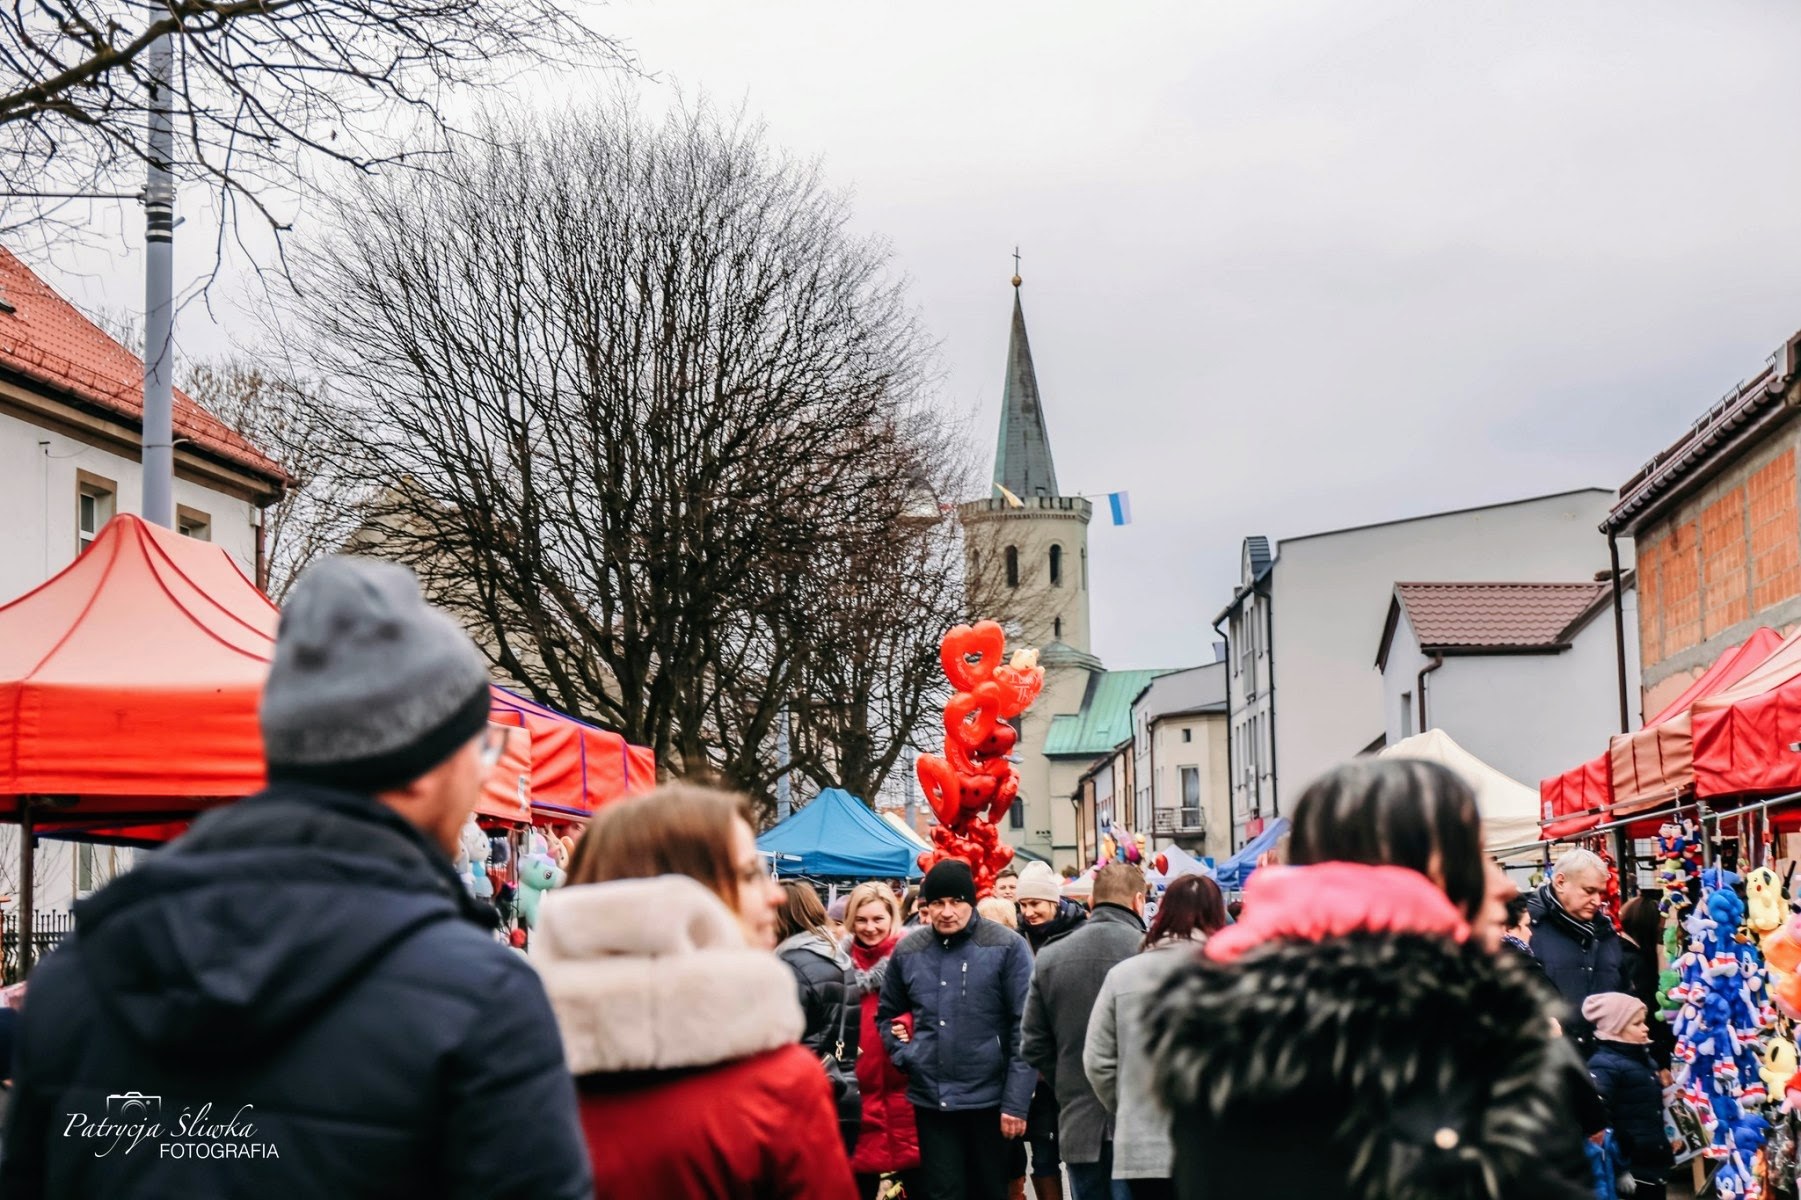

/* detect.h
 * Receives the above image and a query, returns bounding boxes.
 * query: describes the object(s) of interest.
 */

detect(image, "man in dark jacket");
[0,557,590,1199]
[1015,859,1084,1199]
[880,860,1035,1200]
[1527,848,1625,1055]
[1023,864,1146,1200]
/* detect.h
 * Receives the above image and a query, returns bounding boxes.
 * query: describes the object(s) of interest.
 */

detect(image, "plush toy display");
[459,820,493,900]
[516,853,566,930]
[1670,870,1774,1199]
[915,623,1044,896]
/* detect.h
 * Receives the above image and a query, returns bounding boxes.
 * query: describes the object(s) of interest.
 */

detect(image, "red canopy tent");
[0,514,655,967]
[1539,628,1784,838]
[1612,626,1801,813]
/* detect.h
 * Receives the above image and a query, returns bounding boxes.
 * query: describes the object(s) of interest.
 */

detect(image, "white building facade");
[0,248,284,913]
[1216,489,1627,851]
[1130,661,1229,860]
[1377,581,1641,791]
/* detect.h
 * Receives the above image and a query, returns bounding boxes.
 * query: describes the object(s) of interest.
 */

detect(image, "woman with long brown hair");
[533,783,856,1199]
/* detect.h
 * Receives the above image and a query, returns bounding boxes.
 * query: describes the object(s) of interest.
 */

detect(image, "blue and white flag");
[1107,491,1133,526]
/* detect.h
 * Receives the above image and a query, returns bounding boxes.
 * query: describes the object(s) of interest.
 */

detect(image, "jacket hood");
[72,784,484,1061]
[1204,863,1469,962]
[777,929,851,969]
[1149,923,1578,1200]
[531,875,803,1074]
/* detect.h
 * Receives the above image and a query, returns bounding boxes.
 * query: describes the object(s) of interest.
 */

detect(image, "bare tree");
[1,0,628,257]
[299,101,963,808]
[183,359,371,600]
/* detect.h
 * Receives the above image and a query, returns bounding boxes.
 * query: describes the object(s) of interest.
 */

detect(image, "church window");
[1081,548,1087,590]
[1049,544,1063,587]
[1005,545,1019,588]
[1053,616,1062,640]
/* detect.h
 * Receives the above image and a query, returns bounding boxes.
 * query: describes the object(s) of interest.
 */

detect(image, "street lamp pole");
[141,32,177,529]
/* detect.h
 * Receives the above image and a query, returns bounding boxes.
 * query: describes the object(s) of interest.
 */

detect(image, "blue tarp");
[1212,817,1290,891]
[757,788,924,879]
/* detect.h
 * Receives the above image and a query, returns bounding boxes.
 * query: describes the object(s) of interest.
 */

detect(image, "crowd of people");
[0,555,1673,1200]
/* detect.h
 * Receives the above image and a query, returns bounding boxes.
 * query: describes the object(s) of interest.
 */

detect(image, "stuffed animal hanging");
[516,853,566,930]
[459,820,493,900]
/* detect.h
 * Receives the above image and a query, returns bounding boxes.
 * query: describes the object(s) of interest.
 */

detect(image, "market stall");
[1381,729,1541,855]
[756,788,924,879]
[0,514,655,969]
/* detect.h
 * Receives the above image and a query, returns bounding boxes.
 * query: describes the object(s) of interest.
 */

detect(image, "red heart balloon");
[992,663,1045,718]
[945,682,1005,749]
[974,722,1018,760]
[987,842,1015,873]
[917,756,962,827]
[958,773,999,810]
[1154,852,1169,875]
[986,773,1020,825]
[940,622,1007,692]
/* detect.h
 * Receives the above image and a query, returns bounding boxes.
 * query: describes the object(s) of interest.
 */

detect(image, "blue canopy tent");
[1212,817,1290,891]
[757,788,924,879]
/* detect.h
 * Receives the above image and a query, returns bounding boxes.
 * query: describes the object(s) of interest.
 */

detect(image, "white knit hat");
[1016,861,1062,905]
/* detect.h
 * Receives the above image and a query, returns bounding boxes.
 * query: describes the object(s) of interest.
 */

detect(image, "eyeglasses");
[479,726,514,769]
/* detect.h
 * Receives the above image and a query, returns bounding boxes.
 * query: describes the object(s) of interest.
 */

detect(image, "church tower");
[958,271,1095,655]
[959,269,1099,865]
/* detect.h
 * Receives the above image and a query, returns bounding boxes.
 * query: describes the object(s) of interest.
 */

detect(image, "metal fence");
[1,911,75,984]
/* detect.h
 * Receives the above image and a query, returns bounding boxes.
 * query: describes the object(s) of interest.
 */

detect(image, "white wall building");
[0,247,284,914]
[1216,489,1627,851]
[1130,661,1229,860]
[1376,581,1641,792]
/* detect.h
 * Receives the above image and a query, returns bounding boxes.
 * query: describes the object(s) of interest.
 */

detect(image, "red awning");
[0,514,276,813]
[1540,628,1783,836]
[1608,627,1790,814]
[0,514,654,836]
[489,687,656,818]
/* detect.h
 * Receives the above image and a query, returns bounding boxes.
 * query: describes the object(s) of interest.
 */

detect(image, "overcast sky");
[32,1,1801,670]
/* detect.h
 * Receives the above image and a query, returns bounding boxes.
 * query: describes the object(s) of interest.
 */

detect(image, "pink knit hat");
[1582,992,1648,1042]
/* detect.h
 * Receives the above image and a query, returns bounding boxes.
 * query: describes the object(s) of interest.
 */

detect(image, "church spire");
[993,264,1059,499]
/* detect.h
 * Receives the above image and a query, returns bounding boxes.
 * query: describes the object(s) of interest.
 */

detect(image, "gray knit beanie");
[261,556,492,791]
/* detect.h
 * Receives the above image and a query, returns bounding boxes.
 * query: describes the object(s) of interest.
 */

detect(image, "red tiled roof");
[0,246,284,486]
[1394,581,1611,651]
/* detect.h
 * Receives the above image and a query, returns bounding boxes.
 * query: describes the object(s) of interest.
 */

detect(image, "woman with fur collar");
[532,784,856,1200]
[1146,759,1593,1200]
[841,882,924,1200]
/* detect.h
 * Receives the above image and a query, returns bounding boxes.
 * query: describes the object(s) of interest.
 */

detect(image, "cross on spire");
[1011,246,1022,288]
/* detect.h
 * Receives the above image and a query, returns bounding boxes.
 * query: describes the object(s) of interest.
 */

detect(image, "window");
[76,473,116,553]
[1182,766,1201,807]
[1049,544,1063,587]
[1053,616,1062,640]
[1080,548,1087,589]
[1005,545,1019,588]
[177,506,212,542]
[1400,692,1414,738]
[77,844,96,893]
[1010,798,1026,830]
[1182,727,1192,743]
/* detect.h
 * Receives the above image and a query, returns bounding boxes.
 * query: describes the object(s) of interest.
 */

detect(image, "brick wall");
[1637,432,1801,688]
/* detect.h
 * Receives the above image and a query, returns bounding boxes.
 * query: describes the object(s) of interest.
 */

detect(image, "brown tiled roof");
[1394,582,1611,652]
[0,246,285,486]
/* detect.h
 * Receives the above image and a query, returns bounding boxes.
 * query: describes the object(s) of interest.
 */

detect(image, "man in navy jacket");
[881,859,1035,1200]
[1527,847,1625,1055]
[0,558,590,1199]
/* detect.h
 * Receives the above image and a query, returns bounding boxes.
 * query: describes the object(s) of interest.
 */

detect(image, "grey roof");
[993,286,1059,499]
[1131,661,1227,723]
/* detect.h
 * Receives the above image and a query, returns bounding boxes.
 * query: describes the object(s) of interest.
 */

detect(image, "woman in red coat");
[842,881,923,1199]
[534,784,857,1200]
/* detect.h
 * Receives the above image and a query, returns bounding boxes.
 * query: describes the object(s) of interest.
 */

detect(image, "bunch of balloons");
[915,621,1045,896]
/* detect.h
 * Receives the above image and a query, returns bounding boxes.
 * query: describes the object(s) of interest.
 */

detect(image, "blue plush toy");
[516,853,565,930]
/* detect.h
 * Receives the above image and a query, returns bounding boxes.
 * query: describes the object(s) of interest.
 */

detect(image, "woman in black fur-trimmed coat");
[1148,760,1593,1200]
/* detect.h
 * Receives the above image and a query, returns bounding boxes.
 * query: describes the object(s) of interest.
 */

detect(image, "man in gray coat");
[1022,864,1147,1200]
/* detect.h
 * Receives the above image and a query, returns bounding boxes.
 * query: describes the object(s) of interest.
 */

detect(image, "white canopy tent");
[1379,729,1541,857]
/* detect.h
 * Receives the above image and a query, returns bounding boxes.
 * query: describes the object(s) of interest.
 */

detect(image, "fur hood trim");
[531,875,803,1074]
[1149,929,1572,1200]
